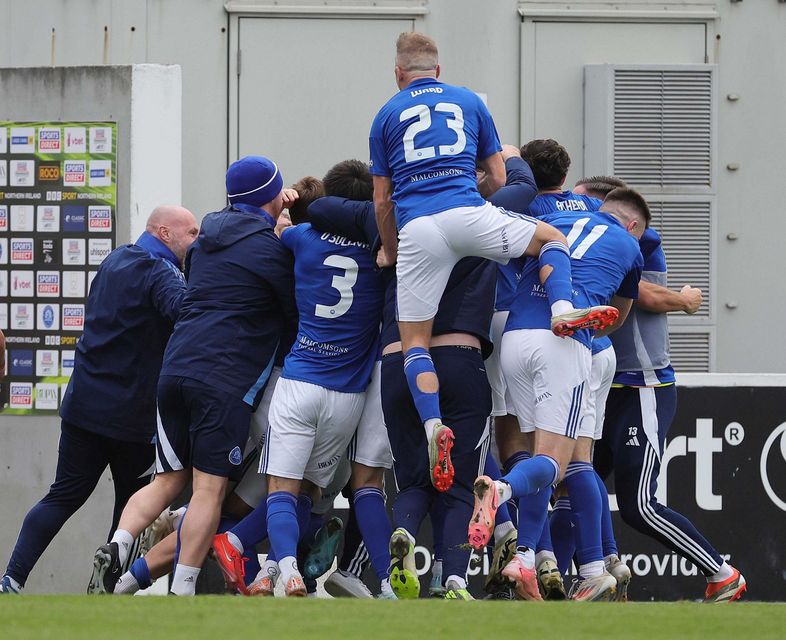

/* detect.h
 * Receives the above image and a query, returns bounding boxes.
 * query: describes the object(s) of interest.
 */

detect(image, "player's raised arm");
[477,151,506,198]
[637,281,702,314]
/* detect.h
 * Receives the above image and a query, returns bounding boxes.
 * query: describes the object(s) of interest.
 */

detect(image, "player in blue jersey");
[469,188,649,601]
[259,190,384,597]
[370,32,618,494]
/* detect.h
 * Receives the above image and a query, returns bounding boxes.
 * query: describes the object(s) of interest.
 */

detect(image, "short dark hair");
[323,160,373,202]
[604,187,652,227]
[288,176,325,225]
[519,139,571,190]
[574,175,627,199]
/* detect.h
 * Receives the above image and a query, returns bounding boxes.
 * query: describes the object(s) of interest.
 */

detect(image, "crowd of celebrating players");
[0,32,746,603]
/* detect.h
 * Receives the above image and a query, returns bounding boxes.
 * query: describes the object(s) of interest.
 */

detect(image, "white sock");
[171,506,188,530]
[516,548,535,570]
[604,553,619,570]
[380,578,396,597]
[226,531,243,554]
[431,559,443,580]
[493,521,515,544]
[257,558,280,585]
[113,571,140,595]
[496,480,513,503]
[446,575,467,590]
[551,300,574,317]
[579,560,606,578]
[111,529,135,566]
[170,564,200,596]
[707,561,734,583]
[424,418,441,442]
[278,556,300,584]
[535,550,557,567]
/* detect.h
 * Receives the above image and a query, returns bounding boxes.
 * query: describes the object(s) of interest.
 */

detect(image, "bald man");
[0,206,198,595]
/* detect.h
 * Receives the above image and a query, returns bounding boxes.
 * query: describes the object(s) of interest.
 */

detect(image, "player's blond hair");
[396,32,438,72]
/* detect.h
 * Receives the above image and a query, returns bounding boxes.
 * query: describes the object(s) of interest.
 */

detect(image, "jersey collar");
[405,76,441,89]
[135,231,180,268]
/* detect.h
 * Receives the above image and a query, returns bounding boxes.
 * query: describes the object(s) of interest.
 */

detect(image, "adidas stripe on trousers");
[594,384,724,576]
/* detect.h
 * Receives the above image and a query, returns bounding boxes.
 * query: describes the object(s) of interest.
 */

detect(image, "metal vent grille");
[669,331,711,372]
[613,69,713,188]
[649,200,712,318]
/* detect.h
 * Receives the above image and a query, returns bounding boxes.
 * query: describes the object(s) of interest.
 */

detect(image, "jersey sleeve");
[308,197,379,246]
[369,109,390,177]
[617,251,644,299]
[280,224,307,252]
[147,260,186,325]
[489,157,538,213]
[475,96,503,160]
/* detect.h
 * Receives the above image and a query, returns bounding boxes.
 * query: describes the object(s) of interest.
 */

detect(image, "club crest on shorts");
[229,446,242,466]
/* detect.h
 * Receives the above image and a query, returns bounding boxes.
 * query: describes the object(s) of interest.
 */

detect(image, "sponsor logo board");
[0,206,7,232]
[35,383,59,410]
[61,271,85,297]
[10,160,35,187]
[9,349,34,376]
[38,163,61,182]
[10,239,34,264]
[37,205,60,232]
[0,160,6,187]
[10,206,34,232]
[0,126,6,153]
[38,127,62,153]
[62,238,86,265]
[62,160,86,187]
[62,303,85,331]
[88,160,112,187]
[10,303,34,330]
[37,238,60,265]
[64,127,86,153]
[88,206,112,231]
[10,127,35,153]
[36,271,60,297]
[36,350,59,377]
[89,127,112,153]
[61,350,75,377]
[10,382,34,409]
[10,271,34,297]
[88,238,112,265]
[62,206,86,231]
[37,303,60,330]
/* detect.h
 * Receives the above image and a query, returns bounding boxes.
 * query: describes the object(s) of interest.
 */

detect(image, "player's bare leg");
[399,319,454,492]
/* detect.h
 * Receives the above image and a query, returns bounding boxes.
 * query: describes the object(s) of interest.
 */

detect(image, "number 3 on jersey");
[400,103,466,163]
[314,255,358,319]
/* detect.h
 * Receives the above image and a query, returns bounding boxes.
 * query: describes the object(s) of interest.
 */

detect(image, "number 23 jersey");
[369,77,502,230]
[280,223,384,393]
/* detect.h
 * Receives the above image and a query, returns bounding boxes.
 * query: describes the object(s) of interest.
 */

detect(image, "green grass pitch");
[2,597,784,640]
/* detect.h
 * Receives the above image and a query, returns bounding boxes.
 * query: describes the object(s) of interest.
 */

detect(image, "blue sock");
[564,462,603,568]
[594,471,618,557]
[516,485,552,550]
[296,494,314,538]
[403,347,442,425]
[266,492,299,563]
[129,557,152,590]
[229,500,269,551]
[502,451,531,526]
[484,454,512,526]
[354,487,393,581]
[539,241,574,309]
[536,509,554,553]
[549,498,575,576]
[501,454,559,499]
[393,486,432,536]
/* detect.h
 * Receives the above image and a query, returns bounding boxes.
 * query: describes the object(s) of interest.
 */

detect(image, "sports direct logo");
[62,304,85,330]
[10,383,33,409]
[38,128,62,153]
[37,272,60,297]
[11,239,34,264]
[88,206,111,231]
[63,161,86,187]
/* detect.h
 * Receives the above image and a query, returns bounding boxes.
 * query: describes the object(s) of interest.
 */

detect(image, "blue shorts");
[156,375,251,479]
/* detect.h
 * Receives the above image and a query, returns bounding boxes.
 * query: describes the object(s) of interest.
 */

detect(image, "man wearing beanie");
[88,156,298,596]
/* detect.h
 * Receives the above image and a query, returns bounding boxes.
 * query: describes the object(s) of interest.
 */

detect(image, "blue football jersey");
[505,211,643,349]
[280,224,384,393]
[369,77,502,230]
[527,191,602,218]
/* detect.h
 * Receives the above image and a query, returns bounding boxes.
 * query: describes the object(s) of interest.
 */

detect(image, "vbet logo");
[64,127,86,153]
[10,270,34,297]
[63,160,86,187]
[88,206,112,231]
[38,127,62,153]
[9,382,34,409]
[37,271,60,297]
[10,239,34,264]
[62,303,85,331]
[38,303,60,331]
[9,349,34,376]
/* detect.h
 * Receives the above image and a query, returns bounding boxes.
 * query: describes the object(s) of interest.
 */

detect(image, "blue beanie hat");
[226,155,283,207]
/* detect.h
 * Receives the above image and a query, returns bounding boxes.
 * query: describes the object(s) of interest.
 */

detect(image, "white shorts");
[500,329,592,438]
[313,454,352,516]
[580,346,617,440]
[248,366,282,451]
[487,310,514,417]
[233,449,268,509]
[348,361,393,469]
[261,378,365,488]
[396,202,538,321]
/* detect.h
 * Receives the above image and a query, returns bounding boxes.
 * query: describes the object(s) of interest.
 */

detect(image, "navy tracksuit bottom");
[594,385,723,576]
[4,421,154,587]
[382,346,491,583]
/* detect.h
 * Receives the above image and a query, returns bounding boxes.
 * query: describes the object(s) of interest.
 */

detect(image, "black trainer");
[87,542,122,594]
